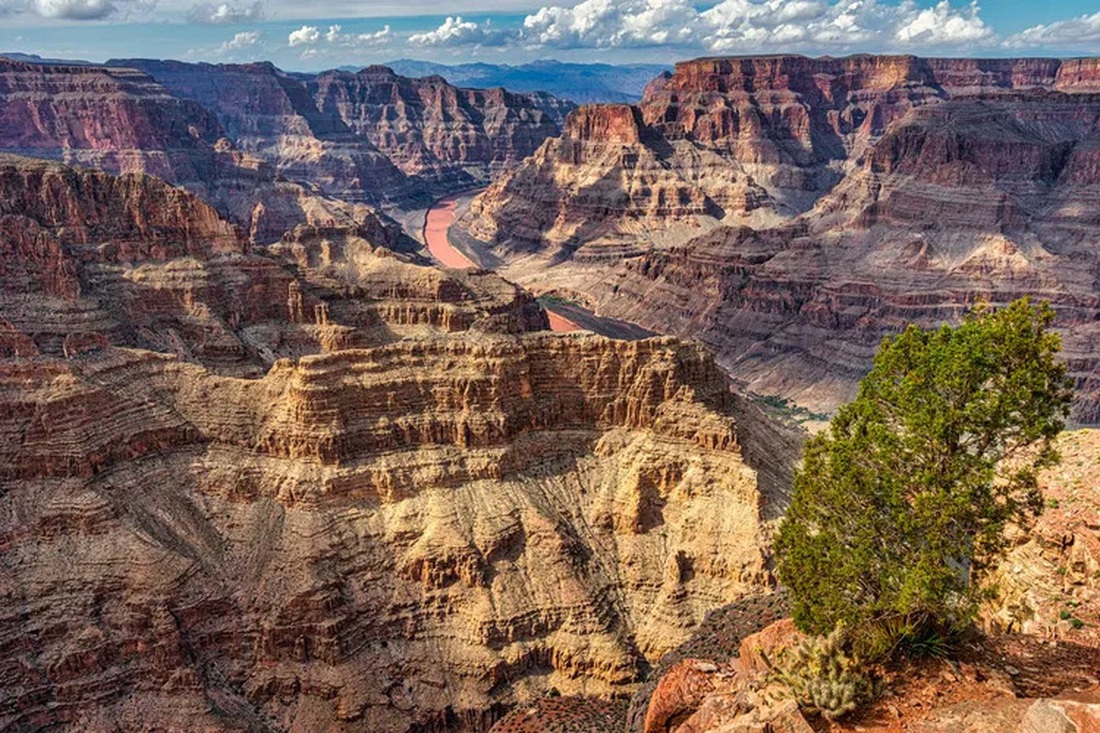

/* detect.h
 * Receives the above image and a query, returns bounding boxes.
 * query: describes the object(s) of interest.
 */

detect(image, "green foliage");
[854,613,961,660]
[776,299,1073,655]
[763,626,875,721]
[751,392,830,425]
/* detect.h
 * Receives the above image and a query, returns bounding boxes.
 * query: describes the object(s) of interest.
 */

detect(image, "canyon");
[0,151,800,731]
[0,56,573,244]
[3,49,1100,733]
[463,55,1100,419]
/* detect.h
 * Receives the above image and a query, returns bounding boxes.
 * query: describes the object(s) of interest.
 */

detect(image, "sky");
[0,0,1097,70]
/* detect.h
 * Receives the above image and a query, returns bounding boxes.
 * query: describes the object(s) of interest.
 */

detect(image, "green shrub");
[776,299,1073,657]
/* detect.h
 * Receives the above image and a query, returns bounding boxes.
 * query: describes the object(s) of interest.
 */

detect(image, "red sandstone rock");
[642,659,722,733]
[465,53,1100,419]
[736,618,800,683]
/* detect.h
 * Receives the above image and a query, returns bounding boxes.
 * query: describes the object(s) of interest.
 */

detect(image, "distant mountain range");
[382,59,670,103]
[0,52,94,65]
[3,53,667,104]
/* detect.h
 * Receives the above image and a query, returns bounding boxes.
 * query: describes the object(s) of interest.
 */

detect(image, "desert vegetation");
[773,298,1074,718]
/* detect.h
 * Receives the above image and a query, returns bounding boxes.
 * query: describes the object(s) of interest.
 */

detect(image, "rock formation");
[0,153,555,373]
[0,57,227,190]
[0,153,797,731]
[309,65,571,186]
[514,426,1100,733]
[0,57,573,249]
[110,60,573,199]
[0,57,391,246]
[463,55,1100,418]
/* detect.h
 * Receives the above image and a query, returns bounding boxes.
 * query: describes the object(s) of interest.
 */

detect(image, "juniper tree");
[775,298,1073,654]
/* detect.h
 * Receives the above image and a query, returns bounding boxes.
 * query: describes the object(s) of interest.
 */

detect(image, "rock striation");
[0,57,227,190]
[0,57,573,248]
[110,59,573,198]
[0,57,394,245]
[464,54,1100,418]
[0,152,796,731]
[309,65,570,186]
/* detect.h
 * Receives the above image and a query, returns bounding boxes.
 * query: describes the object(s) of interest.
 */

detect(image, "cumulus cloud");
[188,0,263,24]
[0,0,155,20]
[524,0,700,49]
[1004,10,1100,49]
[354,25,393,46]
[288,24,320,46]
[409,0,996,53]
[220,29,259,51]
[409,16,514,47]
[33,0,116,20]
[894,1,992,46]
[288,22,392,51]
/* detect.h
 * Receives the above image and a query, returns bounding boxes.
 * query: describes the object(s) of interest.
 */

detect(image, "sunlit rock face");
[308,65,571,186]
[0,153,797,732]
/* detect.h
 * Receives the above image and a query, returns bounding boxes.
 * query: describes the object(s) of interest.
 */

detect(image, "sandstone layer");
[497,427,1100,733]
[463,55,1100,419]
[0,153,797,731]
[0,57,573,249]
[309,65,571,186]
[111,60,573,199]
[0,57,227,191]
[0,57,402,246]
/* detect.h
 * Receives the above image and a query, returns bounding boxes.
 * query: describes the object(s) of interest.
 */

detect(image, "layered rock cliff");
[0,57,227,190]
[0,57,402,246]
[108,60,419,206]
[0,57,573,248]
[110,60,573,197]
[463,54,1100,419]
[0,153,543,374]
[309,65,571,186]
[0,153,796,731]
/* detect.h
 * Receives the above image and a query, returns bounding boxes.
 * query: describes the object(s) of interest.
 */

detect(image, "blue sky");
[1,1,1098,70]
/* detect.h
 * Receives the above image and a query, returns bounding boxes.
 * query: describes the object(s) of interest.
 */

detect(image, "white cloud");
[406,0,996,53]
[33,0,116,20]
[220,29,259,51]
[409,16,514,47]
[525,0,700,50]
[1004,10,1100,49]
[288,24,320,46]
[894,1,991,46]
[188,0,263,24]
[355,25,393,45]
[286,22,391,49]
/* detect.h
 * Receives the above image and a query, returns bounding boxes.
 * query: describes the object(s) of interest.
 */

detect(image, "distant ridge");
[383,59,670,103]
[0,52,94,66]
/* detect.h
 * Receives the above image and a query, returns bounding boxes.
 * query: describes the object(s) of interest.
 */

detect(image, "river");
[422,193,580,332]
